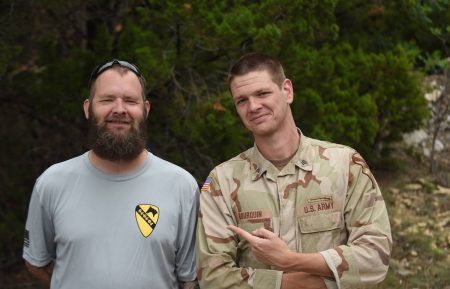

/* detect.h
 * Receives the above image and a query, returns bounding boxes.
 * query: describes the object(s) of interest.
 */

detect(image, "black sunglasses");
[88,59,142,89]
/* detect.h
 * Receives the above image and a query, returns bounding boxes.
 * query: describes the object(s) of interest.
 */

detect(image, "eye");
[235,98,247,105]
[124,98,139,104]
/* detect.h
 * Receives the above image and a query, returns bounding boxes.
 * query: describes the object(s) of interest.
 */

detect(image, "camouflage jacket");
[196,134,392,289]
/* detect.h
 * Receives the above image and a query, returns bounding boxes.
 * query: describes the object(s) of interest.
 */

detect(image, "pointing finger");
[227,225,257,242]
[252,228,276,239]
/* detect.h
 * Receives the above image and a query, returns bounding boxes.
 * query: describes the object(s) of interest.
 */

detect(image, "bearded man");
[23,60,199,289]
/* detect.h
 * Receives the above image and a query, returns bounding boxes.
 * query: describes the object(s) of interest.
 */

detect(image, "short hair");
[89,60,146,101]
[228,53,286,88]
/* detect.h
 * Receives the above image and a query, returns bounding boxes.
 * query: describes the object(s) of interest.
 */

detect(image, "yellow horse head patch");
[135,204,159,237]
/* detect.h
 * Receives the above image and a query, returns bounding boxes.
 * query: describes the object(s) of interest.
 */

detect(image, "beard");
[88,109,148,161]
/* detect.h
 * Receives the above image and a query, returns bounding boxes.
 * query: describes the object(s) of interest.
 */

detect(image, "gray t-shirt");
[23,151,199,289]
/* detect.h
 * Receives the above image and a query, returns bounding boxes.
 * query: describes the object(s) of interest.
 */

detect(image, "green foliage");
[288,43,427,159]
[420,50,450,73]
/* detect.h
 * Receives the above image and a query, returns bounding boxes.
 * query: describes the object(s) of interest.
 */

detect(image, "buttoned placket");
[275,164,299,251]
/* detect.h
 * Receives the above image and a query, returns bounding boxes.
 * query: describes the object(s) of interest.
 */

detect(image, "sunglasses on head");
[88,59,141,89]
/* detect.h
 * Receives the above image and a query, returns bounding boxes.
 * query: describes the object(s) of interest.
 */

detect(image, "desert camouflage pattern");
[196,133,392,289]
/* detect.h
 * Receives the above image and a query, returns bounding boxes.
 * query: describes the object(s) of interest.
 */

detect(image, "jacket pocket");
[297,211,342,252]
[236,220,273,269]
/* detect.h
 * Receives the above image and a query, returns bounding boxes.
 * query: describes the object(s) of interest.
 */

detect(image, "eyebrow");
[233,94,245,101]
[255,88,270,94]
[95,94,141,100]
[96,94,115,99]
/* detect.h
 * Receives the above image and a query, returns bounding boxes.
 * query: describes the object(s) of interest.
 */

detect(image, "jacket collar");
[248,129,313,181]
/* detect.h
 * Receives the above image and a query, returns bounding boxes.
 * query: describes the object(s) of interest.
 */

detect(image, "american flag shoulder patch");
[201,177,212,192]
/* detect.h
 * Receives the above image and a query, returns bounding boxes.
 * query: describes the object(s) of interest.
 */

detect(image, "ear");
[83,99,90,119]
[282,79,294,104]
[145,100,151,118]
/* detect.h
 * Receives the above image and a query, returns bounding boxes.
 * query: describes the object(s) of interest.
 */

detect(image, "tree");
[414,0,450,174]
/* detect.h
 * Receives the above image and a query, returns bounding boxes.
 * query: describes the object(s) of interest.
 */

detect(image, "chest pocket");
[298,211,342,252]
[236,218,273,270]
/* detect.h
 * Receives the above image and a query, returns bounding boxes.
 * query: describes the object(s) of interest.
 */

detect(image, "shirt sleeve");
[175,177,200,282]
[325,151,392,288]
[23,178,56,267]
[319,250,341,289]
[196,171,282,289]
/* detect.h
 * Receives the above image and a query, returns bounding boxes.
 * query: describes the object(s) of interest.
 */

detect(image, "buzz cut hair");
[228,52,286,88]
[89,65,146,102]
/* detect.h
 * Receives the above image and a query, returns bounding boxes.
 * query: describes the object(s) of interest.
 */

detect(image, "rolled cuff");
[319,249,342,289]
[322,277,339,289]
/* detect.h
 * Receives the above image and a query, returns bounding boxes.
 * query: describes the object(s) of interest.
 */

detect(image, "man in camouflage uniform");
[196,53,392,289]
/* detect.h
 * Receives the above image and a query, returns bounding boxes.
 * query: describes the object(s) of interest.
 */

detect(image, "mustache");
[88,113,148,161]
[105,115,131,122]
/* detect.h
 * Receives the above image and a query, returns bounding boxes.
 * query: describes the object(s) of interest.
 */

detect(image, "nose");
[248,97,261,112]
[112,99,126,114]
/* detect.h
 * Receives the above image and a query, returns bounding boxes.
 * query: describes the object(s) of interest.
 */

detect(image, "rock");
[417,222,427,227]
[397,267,415,277]
[406,225,418,234]
[403,130,428,147]
[404,183,422,191]
[391,258,415,277]
[390,188,400,194]
[423,229,434,237]
[434,140,444,152]
[402,198,413,207]
[425,88,442,102]
[435,185,450,195]
[417,178,430,185]
[392,217,402,226]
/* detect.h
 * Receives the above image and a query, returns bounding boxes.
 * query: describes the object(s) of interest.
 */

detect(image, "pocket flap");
[298,211,341,233]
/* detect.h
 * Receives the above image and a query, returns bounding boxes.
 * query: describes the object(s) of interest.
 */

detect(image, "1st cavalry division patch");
[135,204,159,237]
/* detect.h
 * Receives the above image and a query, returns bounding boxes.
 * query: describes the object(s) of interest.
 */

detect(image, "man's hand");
[227,225,290,268]
[227,225,334,278]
